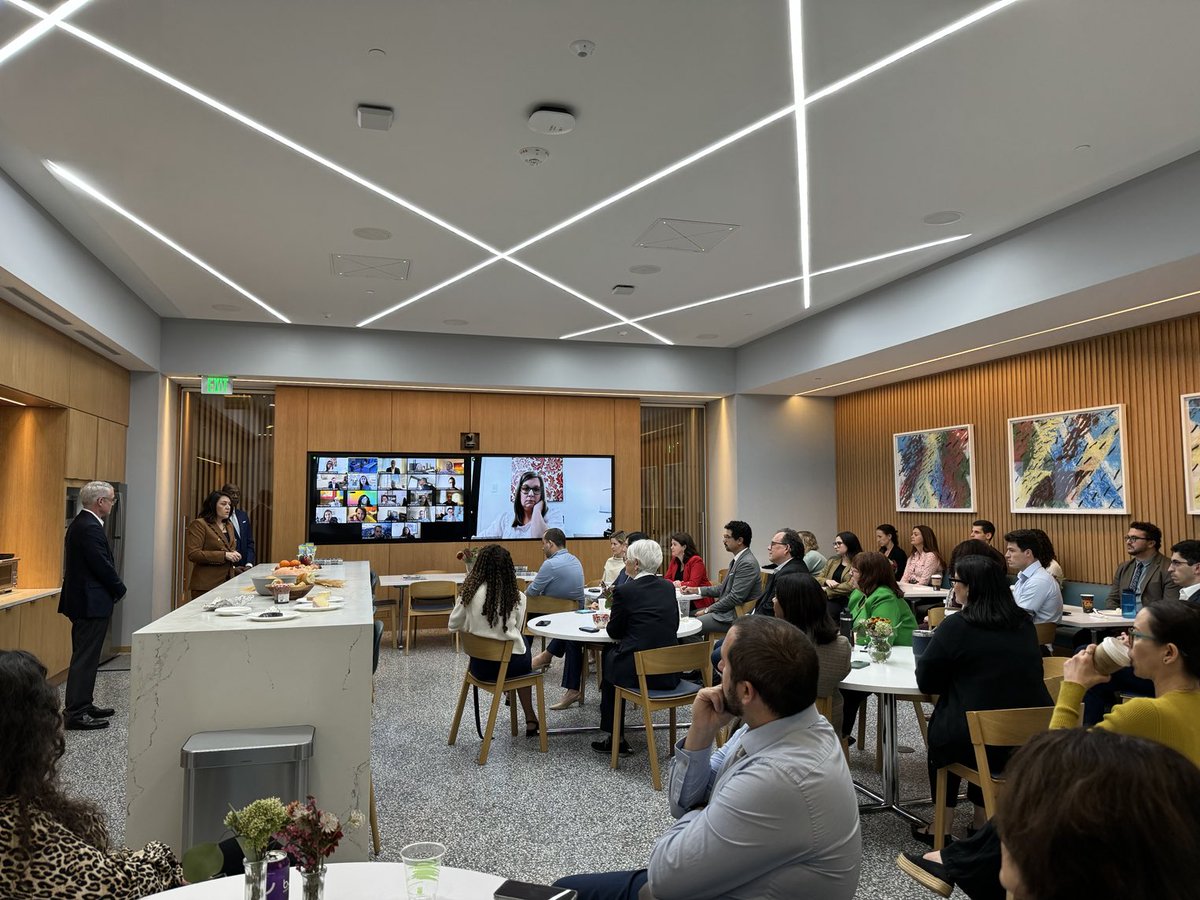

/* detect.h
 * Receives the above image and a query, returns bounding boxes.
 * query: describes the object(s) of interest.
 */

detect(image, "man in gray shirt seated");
[552,615,862,900]
[528,528,587,709]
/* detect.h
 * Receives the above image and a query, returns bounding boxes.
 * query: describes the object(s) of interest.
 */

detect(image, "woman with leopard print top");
[0,650,184,899]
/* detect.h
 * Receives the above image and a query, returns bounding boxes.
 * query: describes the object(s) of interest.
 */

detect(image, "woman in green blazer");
[840,550,918,736]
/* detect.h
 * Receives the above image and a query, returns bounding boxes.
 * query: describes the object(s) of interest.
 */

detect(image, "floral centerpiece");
[223,798,289,900]
[456,546,480,573]
[274,796,364,900]
[863,616,895,662]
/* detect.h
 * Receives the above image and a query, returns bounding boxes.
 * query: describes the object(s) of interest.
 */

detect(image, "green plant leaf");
[181,842,224,883]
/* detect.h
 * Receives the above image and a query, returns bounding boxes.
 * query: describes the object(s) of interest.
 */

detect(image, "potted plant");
[455,546,479,574]
[274,795,364,900]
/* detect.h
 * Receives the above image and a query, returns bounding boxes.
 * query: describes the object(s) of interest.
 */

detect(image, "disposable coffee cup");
[1080,594,1095,614]
[1092,636,1131,676]
[931,574,942,589]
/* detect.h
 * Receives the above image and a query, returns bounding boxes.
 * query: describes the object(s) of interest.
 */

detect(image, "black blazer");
[604,575,681,692]
[230,507,256,566]
[752,557,800,615]
[59,511,126,620]
[885,545,908,579]
[917,612,1050,765]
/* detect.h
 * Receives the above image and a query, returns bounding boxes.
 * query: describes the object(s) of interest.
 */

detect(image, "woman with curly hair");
[0,650,183,898]
[449,544,539,735]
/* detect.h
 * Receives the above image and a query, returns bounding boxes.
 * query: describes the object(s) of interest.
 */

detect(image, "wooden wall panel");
[64,409,98,479]
[0,301,72,405]
[544,396,614,454]
[836,312,1200,584]
[306,388,394,448]
[0,408,68,586]
[95,419,127,483]
[69,352,130,426]
[0,604,20,650]
[613,399,642,535]
[469,394,545,454]
[18,594,70,676]
[392,391,472,450]
[271,387,310,563]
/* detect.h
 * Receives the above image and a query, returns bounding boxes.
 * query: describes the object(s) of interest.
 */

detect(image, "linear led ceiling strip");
[787,0,812,310]
[6,0,1026,339]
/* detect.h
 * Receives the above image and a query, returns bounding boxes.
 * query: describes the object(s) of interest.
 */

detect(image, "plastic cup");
[401,842,445,899]
[677,596,691,619]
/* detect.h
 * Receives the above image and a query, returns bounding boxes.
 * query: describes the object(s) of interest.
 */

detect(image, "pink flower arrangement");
[274,796,363,872]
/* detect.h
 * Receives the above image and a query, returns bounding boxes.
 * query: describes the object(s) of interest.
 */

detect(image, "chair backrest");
[459,632,515,664]
[928,606,947,627]
[372,619,384,674]
[814,695,834,723]
[1044,675,1063,703]
[410,579,457,601]
[633,642,713,684]
[1034,621,1058,646]
[717,567,728,583]
[965,706,1054,814]
[524,595,578,616]
[370,569,380,599]
[735,597,757,617]
[1042,656,1067,679]
[759,571,771,590]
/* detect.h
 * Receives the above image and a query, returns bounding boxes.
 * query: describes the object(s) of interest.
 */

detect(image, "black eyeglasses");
[520,485,542,494]
[948,577,964,584]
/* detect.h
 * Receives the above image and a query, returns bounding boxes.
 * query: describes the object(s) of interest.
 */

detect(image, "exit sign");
[202,375,233,395]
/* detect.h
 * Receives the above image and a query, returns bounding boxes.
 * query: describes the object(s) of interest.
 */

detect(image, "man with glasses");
[1105,521,1178,610]
[751,529,803,616]
[1167,540,1200,604]
[59,481,126,731]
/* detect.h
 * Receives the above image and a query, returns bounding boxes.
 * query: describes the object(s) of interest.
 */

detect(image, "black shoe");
[910,823,952,848]
[88,705,115,718]
[896,852,954,898]
[591,738,634,756]
[65,714,110,731]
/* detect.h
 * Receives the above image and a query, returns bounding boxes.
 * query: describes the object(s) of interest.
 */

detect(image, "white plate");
[247,610,299,622]
[215,606,253,616]
[294,601,339,612]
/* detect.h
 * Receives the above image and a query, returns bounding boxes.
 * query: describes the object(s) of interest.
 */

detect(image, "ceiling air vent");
[74,330,121,356]
[331,254,410,280]
[4,285,74,325]
[635,218,739,253]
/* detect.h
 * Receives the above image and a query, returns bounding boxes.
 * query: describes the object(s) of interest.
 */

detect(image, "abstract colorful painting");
[1182,394,1200,515]
[893,425,975,512]
[1009,405,1126,514]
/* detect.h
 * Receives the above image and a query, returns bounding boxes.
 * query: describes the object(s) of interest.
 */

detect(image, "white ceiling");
[2,0,1200,348]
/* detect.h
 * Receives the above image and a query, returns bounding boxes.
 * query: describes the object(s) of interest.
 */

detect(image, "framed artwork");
[893,424,975,512]
[1008,404,1126,514]
[1182,393,1200,515]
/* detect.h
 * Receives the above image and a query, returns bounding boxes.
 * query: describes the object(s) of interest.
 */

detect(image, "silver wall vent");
[4,285,74,325]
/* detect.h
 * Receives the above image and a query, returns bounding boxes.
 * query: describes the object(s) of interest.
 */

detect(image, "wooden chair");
[927,606,947,627]
[1042,656,1066,679]
[611,642,712,790]
[759,570,771,591]
[522,596,604,702]
[815,695,850,763]
[1035,621,1058,647]
[404,573,457,655]
[1044,674,1064,702]
[932,706,1054,850]
[717,567,728,583]
[448,633,549,764]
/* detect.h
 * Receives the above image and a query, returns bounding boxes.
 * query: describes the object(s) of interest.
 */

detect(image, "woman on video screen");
[475,470,565,540]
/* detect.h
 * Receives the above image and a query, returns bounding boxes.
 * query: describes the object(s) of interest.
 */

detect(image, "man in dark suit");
[593,539,682,757]
[752,528,804,615]
[1103,521,1179,609]
[221,483,256,570]
[695,520,764,635]
[60,480,126,730]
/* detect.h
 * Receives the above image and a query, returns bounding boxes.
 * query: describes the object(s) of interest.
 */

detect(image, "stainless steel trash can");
[180,725,314,849]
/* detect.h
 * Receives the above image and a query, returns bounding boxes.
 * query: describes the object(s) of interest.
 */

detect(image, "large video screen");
[308,453,469,545]
[471,455,613,540]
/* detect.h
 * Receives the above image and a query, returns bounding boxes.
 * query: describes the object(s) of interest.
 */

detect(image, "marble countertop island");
[126,562,374,859]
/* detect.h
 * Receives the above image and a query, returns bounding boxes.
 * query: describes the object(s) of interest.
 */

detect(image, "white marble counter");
[126,562,373,860]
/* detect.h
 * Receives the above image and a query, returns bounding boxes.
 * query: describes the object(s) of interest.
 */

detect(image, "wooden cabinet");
[0,603,20,650]
[19,594,70,677]
[65,409,99,479]
[96,418,127,482]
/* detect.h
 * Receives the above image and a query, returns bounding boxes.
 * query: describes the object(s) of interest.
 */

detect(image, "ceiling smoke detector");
[570,39,595,58]
[519,147,550,166]
[528,107,576,135]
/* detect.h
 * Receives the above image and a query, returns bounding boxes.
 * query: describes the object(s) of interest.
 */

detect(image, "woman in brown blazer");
[185,491,242,599]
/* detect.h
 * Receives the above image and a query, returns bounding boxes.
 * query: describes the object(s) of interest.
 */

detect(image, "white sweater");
[448,585,528,654]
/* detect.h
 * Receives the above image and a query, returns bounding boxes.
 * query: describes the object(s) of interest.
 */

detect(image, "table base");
[544,720,692,736]
[853,692,929,825]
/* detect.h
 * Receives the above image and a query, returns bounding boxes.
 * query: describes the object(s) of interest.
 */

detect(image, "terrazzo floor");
[61,644,979,898]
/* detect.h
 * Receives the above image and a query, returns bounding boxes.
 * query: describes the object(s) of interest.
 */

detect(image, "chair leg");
[448,675,471,746]
[645,701,662,791]
[912,699,930,747]
[934,767,950,851]
[508,690,518,736]
[369,776,381,855]
[535,678,548,753]
[875,695,883,773]
[857,697,867,747]
[668,706,677,753]
[610,694,623,770]
[478,688,504,766]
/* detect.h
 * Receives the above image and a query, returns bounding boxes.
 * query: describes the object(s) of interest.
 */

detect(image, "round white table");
[150,862,503,898]
[525,609,703,642]
[838,645,926,825]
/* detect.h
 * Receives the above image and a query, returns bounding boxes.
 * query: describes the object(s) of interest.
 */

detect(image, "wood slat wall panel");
[272,387,310,563]
[836,313,1200,584]
[613,399,642,539]
[638,406,706,557]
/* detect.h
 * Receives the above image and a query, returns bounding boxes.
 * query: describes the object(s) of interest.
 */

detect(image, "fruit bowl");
[253,574,297,595]
[287,583,313,600]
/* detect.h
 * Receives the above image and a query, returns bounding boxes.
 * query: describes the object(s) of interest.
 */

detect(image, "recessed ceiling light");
[212,303,239,312]
[365,290,375,295]
[696,333,719,340]
[323,313,332,319]
[0,394,29,406]
[617,330,629,336]
[443,318,469,326]
[353,227,392,240]
[46,161,291,323]
[1074,144,1092,152]
[519,147,550,166]
[629,264,661,275]
[923,211,963,225]
[367,48,386,58]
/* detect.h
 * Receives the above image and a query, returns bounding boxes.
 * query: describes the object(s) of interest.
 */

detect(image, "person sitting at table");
[1028,528,1064,586]
[554,616,862,899]
[1003,529,1063,624]
[0,650,184,897]
[816,531,863,619]
[592,539,681,757]
[601,531,629,586]
[528,529,587,710]
[694,521,762,635]
[900,525,945,585]
[797,530,827,575]
[612,531,647,589]
[774,572,852,726]
[448,544,539,736]
[838,551,918,739]
[184,490,241,600]
[900,597,1200,899]
[911,553,1050,846]
[665,531,712,599]
[876,523,908,579]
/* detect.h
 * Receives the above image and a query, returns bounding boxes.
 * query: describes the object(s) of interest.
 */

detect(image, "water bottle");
[839,609,854,642]
[1120,589,1137,619]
